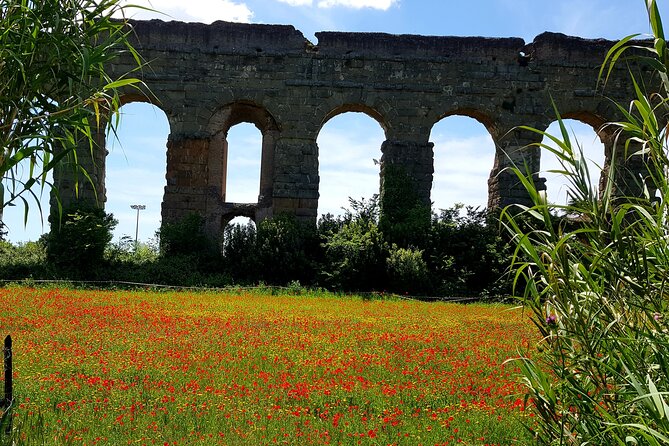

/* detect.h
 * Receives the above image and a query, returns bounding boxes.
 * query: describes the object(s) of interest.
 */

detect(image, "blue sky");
[2,0,664,243]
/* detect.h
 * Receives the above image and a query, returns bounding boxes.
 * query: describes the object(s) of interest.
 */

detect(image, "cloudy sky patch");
[119,0,253,23]
[316,0,397,10]
[275,0,313,6]
[275,0,397,9]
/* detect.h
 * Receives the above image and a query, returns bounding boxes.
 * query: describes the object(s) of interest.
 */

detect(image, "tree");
[0,0,144,233]
[45,205,117,276]
[504,1,669,443]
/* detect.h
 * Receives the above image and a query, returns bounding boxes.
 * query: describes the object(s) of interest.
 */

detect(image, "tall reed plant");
[503,1,669,443]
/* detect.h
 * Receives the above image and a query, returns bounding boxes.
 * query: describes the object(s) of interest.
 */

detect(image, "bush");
[220,220,257,282]
[106,236,159,264]
[158,213,212,258]
[379,165,431,248]
[425,205,511,296]
[140,255,218,287]
[219,214,319,285]
[0,198,510,296]
[323,219,388,291]
[386,244,429,294]
[0,239,48,280]
[157,213,223,277]
[254,214,317,284]
[316,199,510,296]
[45,206,116,276]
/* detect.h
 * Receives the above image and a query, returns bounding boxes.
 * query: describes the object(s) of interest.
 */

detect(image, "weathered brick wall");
[54,19,644,235]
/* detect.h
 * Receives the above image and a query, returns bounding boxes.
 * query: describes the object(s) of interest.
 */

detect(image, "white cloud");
[276,0,313,6]
[275,0,398,10]
[118,0,253,24]
[316,0,397,9]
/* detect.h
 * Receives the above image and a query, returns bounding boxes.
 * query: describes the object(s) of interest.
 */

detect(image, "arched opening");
[429,114,496,213]
[224,123,262,203]
[540,119,606,206]
[105,101,169,245]
[226,216,255,228]
[208,103,279,232]
[316,111,385,217]
[223,215,256,239]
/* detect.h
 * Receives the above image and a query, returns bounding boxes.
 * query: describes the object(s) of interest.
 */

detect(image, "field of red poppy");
[0,287,536,445]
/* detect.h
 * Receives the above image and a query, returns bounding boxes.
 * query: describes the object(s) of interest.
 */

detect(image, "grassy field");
[0,287,537,445]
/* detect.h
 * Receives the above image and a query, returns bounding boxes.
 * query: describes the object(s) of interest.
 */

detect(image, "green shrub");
[379,165,431,248]
[342,195,380,226]
[157,213,223,277]
[0,239,48,280]
[141,255,212,286]
[317,212,344,236]
[254,214,316,284]
[220,220,257,282]
[425,205,511,296]
[317,199,510,296]
[106,236,159,264]
[158,213,212,258]
[323,219,388,291]
[45,206,116,276]
[386,244,429,294]
[219,214,318,285]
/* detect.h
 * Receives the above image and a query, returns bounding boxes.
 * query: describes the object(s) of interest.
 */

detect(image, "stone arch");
[220,206,257,228]
[207,101,280,229]
[316,105,387,216]
[430,107,498,138]
[429,107,501,211]
[560,111,607,131]
[429,109,498,211]
[539,111,611,204]
[116,92,177,129]
[318,103,390,138]
[119,92,160,107]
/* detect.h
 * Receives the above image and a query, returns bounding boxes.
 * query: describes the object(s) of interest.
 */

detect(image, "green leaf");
[646,375,669,420]
[102,77,141,91]
[598,34,642,88]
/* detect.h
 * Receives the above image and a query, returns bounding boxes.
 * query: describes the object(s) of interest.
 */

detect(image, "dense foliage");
[44,206,117,277]
[0,198,512,297]
[0,239,47,280]
[504,1,669,442]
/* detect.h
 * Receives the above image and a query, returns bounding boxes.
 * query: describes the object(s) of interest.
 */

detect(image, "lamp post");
[130,204,146,247]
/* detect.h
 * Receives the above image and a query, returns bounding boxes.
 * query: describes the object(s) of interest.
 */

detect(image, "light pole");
[130,204,146,247]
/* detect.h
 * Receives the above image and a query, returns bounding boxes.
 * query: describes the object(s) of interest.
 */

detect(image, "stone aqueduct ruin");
[54,19,642,234]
